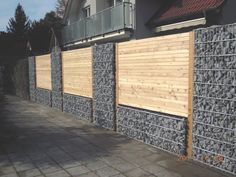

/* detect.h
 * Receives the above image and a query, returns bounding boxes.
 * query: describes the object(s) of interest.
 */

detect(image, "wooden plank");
[119,71,188,78]
[119,95,188,117]
[118,57,189,63]
[118,49,190,56]
[116,43,119,105]
[35,54,52,90]
[187,31,194,157]
[118,42,189,53]
[120,81,189,90]
[91,47,94,122]
[118,66,189,71]
[119,88,188,102]
[117,32,191,117]
[115,43,119,131]
[62,47,92,98]
[118,33,190,47]
[118,54,190,60]
[119,84,188,98]
[119,78,189,86]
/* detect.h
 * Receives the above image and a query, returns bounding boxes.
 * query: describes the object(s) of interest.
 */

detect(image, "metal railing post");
[123,3,126,28]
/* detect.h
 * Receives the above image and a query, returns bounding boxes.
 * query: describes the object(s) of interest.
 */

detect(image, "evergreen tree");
[7,3,30,40]
[29,11,63,55]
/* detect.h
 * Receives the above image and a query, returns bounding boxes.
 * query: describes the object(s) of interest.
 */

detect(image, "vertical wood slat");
[187,31,194,157]
[91,47,94,123]
[115,43,119,131]
[61,52,64,92]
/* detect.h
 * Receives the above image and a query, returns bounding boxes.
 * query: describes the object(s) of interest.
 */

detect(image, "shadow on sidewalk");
[0,94,132,172]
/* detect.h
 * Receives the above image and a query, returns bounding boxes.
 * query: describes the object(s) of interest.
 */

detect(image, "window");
[83,6,91,18]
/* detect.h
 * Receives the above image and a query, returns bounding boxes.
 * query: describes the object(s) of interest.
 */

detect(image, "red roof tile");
[158,0,225,22]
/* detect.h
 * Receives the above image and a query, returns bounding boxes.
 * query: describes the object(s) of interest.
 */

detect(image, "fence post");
[115,43,119,132]
[28,56,36,102]
[51,46,63,111]
[92,43,116,130]
[187,31,194,158]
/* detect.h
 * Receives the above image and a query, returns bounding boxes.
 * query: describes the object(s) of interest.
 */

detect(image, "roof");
[148,0,225,26]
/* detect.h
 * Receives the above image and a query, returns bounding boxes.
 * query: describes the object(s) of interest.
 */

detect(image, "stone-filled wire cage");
[27,23,236,176]
[193,23,236,175]
[0,66,4,92]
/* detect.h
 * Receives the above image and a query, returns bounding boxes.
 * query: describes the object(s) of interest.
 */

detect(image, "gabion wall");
[93,43,116,130]
[0,66,3,92]
[52,91,63,110]
[63,93,92,122]
[28,56,36,102]
[117,105,187,155]
[51,47,63,110]
[194,24,236,175]
[13,59,30,100]
[35,88,52,107]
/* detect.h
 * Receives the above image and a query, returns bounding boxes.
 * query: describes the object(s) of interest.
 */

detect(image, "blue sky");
[0,0,57,31]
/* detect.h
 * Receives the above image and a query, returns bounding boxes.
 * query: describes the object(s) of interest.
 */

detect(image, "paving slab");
[66,166,90,176]
[85,160,107,171]
[124,168,151,177]
[77,172,99,177]
[0,95,234,177]
[95,166,120,177]
[18,168,42,177]
[45,170,70,177]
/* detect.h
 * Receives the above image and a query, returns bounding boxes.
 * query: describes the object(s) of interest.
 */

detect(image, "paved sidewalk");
[0,95,234,177]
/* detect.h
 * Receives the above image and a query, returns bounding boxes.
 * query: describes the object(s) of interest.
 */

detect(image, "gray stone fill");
[35,88,52,107]
[52,91,63,110]
[193,23,236,175]
[192,148,236,174]
[63,93,92,122]
[51,47,63,110]
[93,43,116,130]
[51,47,63,92]
[117,105,187,155]
[28,56,36,102]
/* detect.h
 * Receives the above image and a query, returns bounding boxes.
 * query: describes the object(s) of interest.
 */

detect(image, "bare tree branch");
[56,0,68,18]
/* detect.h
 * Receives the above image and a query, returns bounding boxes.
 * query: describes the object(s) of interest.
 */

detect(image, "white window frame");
[83,5,91,18]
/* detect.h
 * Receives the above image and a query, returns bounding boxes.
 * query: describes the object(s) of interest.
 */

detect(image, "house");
[61,0,160,48]
[147,0,236,35]
[61,0,236,48]
[62,0,134,47]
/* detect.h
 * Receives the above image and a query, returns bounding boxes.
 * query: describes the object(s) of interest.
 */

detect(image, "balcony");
[62,2,135,45]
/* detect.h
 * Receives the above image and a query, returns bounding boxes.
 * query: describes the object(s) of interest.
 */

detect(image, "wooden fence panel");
[36,54,52,90]
[62,47,92,98]
[117,32,191,117]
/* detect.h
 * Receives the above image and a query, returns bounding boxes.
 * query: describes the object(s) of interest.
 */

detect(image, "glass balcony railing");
[62,2,134,45]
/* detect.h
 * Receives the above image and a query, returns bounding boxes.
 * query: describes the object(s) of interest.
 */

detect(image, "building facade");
[61,0,236,48]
